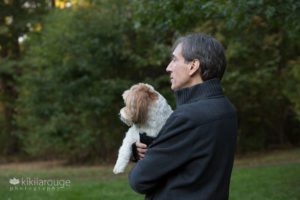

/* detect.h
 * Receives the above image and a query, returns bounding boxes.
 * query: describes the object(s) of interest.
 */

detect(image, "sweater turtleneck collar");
[175,78,223,106]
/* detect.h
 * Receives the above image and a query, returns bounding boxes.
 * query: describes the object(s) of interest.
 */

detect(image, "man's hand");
[136,142,148,159]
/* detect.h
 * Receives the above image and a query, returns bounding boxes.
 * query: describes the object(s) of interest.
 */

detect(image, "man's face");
[166,43,192,90]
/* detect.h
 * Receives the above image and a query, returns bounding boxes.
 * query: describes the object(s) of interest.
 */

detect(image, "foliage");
[17,0,178,161]
[17,5,134,161]
[129,0,300,152]
[220,0,300,151]
[0,0,52,155]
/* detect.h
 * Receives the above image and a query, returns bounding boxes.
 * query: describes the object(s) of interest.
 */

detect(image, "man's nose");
[166,62,172,72]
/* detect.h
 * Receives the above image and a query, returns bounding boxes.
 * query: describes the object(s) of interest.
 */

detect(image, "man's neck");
[179,76,203,91]
[189,75,203,87]
[175,78,223,105]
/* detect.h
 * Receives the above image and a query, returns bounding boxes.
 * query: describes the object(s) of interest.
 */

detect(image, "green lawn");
[1,149,299,200]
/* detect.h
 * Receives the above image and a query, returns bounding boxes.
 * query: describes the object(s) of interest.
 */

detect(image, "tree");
[221,0,300,151]
[14,0,300,162]
[17,2,136,162]
[123,0,300,152]
[0,0,51,155]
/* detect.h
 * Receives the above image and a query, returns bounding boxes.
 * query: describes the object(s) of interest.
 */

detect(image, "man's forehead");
[172,43,182,56]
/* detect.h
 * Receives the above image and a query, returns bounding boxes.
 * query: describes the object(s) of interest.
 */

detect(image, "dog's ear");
[122,90,130,103]
[131,84,158,124]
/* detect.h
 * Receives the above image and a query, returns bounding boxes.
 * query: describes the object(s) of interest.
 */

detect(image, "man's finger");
[137,147,147,153]
[138,153,145,159]
[136,142,147,149]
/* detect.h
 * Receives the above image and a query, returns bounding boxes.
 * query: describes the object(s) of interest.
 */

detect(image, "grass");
[230,163,299,200]
[0,149,299,200]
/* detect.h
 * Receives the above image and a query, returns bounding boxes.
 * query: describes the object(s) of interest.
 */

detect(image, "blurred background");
[1,1,299,199]
[0,0,299,163]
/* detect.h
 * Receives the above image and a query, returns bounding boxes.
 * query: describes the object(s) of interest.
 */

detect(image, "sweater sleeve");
[128,113,198,194]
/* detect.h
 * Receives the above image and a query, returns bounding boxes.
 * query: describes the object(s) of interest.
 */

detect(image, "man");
[129,33,237,200]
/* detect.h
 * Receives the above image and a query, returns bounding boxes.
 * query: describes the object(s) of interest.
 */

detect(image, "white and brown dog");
[113,83,173,174]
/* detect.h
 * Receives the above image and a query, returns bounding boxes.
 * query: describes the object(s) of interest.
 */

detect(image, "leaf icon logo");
[9,178,20,185]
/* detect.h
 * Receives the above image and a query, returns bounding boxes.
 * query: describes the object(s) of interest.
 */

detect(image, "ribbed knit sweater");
[129,78,238,200]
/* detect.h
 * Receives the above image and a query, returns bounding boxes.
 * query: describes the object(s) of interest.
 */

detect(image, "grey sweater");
[129,79,237,200]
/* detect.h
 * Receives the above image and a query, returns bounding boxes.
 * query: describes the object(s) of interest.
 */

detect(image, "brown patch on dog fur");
[124,83,158,124]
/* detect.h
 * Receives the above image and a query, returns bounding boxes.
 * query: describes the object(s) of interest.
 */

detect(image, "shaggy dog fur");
[113,83,173,174]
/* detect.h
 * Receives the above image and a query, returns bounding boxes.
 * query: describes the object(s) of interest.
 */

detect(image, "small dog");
[113,83,173,174]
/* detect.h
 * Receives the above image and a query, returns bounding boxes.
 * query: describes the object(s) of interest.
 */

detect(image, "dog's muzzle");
[119,110,133,127]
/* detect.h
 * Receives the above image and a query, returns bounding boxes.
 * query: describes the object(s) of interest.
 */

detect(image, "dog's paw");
[113,166,125,174]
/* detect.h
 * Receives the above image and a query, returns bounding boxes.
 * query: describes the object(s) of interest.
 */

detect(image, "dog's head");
[120,83,158,126]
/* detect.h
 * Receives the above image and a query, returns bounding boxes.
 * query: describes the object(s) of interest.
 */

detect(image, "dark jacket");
[129,79,237,200]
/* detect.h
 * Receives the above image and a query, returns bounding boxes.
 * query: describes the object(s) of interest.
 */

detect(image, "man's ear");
[188,59,200,76]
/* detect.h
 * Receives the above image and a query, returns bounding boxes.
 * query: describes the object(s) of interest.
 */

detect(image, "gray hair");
[173,33,226,81]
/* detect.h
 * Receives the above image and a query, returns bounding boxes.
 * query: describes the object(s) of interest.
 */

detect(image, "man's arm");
[128,113,199,194]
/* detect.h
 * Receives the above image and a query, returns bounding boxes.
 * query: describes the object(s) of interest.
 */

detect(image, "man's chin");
[171,84,178,91]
